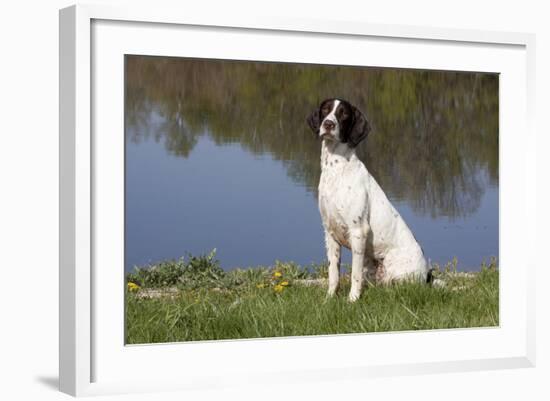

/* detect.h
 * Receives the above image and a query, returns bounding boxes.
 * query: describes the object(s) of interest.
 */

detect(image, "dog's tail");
[426,258,435,285]
[426,268,435,285]
[426,259,447,288]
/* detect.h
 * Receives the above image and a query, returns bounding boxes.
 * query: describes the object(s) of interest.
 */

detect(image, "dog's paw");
[326,288,337,298]
[348,291,361,302]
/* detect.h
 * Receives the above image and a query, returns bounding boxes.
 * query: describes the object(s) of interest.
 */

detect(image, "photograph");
[124,55,499,344]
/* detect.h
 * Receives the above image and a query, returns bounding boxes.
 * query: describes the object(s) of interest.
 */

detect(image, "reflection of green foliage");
[125,56,498,218]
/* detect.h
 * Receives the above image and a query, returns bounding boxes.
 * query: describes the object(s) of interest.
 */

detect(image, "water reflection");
[125,56,498,219]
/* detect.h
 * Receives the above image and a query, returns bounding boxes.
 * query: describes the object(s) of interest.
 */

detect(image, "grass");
[125,251,499,344]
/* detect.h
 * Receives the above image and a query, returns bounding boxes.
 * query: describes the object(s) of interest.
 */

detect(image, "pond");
[125,56,499,272]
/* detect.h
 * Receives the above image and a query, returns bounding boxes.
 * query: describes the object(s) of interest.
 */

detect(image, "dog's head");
[306,99,371,148]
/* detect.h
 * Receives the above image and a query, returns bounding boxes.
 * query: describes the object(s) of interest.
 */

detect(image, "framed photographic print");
[59,4,536,397]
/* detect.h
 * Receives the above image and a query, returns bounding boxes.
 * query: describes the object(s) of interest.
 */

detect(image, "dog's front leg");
[349,229,367,302]
[325,231,341,297]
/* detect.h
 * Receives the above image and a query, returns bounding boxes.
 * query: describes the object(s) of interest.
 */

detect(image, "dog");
[307,98,428,302]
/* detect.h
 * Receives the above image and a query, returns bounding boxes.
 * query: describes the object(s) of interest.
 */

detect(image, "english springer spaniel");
[307,99,428,302]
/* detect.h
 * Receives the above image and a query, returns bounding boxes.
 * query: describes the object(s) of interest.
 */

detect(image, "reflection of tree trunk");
[469,74,480,105]
[279,98,285,133]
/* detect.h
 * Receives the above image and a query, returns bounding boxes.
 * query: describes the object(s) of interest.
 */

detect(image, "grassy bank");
[125,251,499,344]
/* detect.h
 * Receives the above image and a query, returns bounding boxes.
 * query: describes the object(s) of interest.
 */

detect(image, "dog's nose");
[323,120,335,131]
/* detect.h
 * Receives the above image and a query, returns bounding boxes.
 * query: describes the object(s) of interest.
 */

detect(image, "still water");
[125,56,499,272]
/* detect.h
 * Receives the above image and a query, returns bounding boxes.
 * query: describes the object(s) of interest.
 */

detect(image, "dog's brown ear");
[348,106,371,147]
[306,109,321,135]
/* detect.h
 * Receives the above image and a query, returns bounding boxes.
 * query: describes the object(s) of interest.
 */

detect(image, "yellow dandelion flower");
[280,281,289,287]
[127,282,140,292]
[273,271,283,278]
[274,284,284,293]
[256,283,265,289]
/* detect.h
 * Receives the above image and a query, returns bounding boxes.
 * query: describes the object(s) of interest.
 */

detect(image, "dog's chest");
[318,189,349,247]
[318,154,365,246]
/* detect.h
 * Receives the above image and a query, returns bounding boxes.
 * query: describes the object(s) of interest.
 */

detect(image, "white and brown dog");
[307,99,428,302]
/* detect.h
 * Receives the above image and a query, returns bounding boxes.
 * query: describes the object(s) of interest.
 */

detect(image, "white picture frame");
[59,3,536,397]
